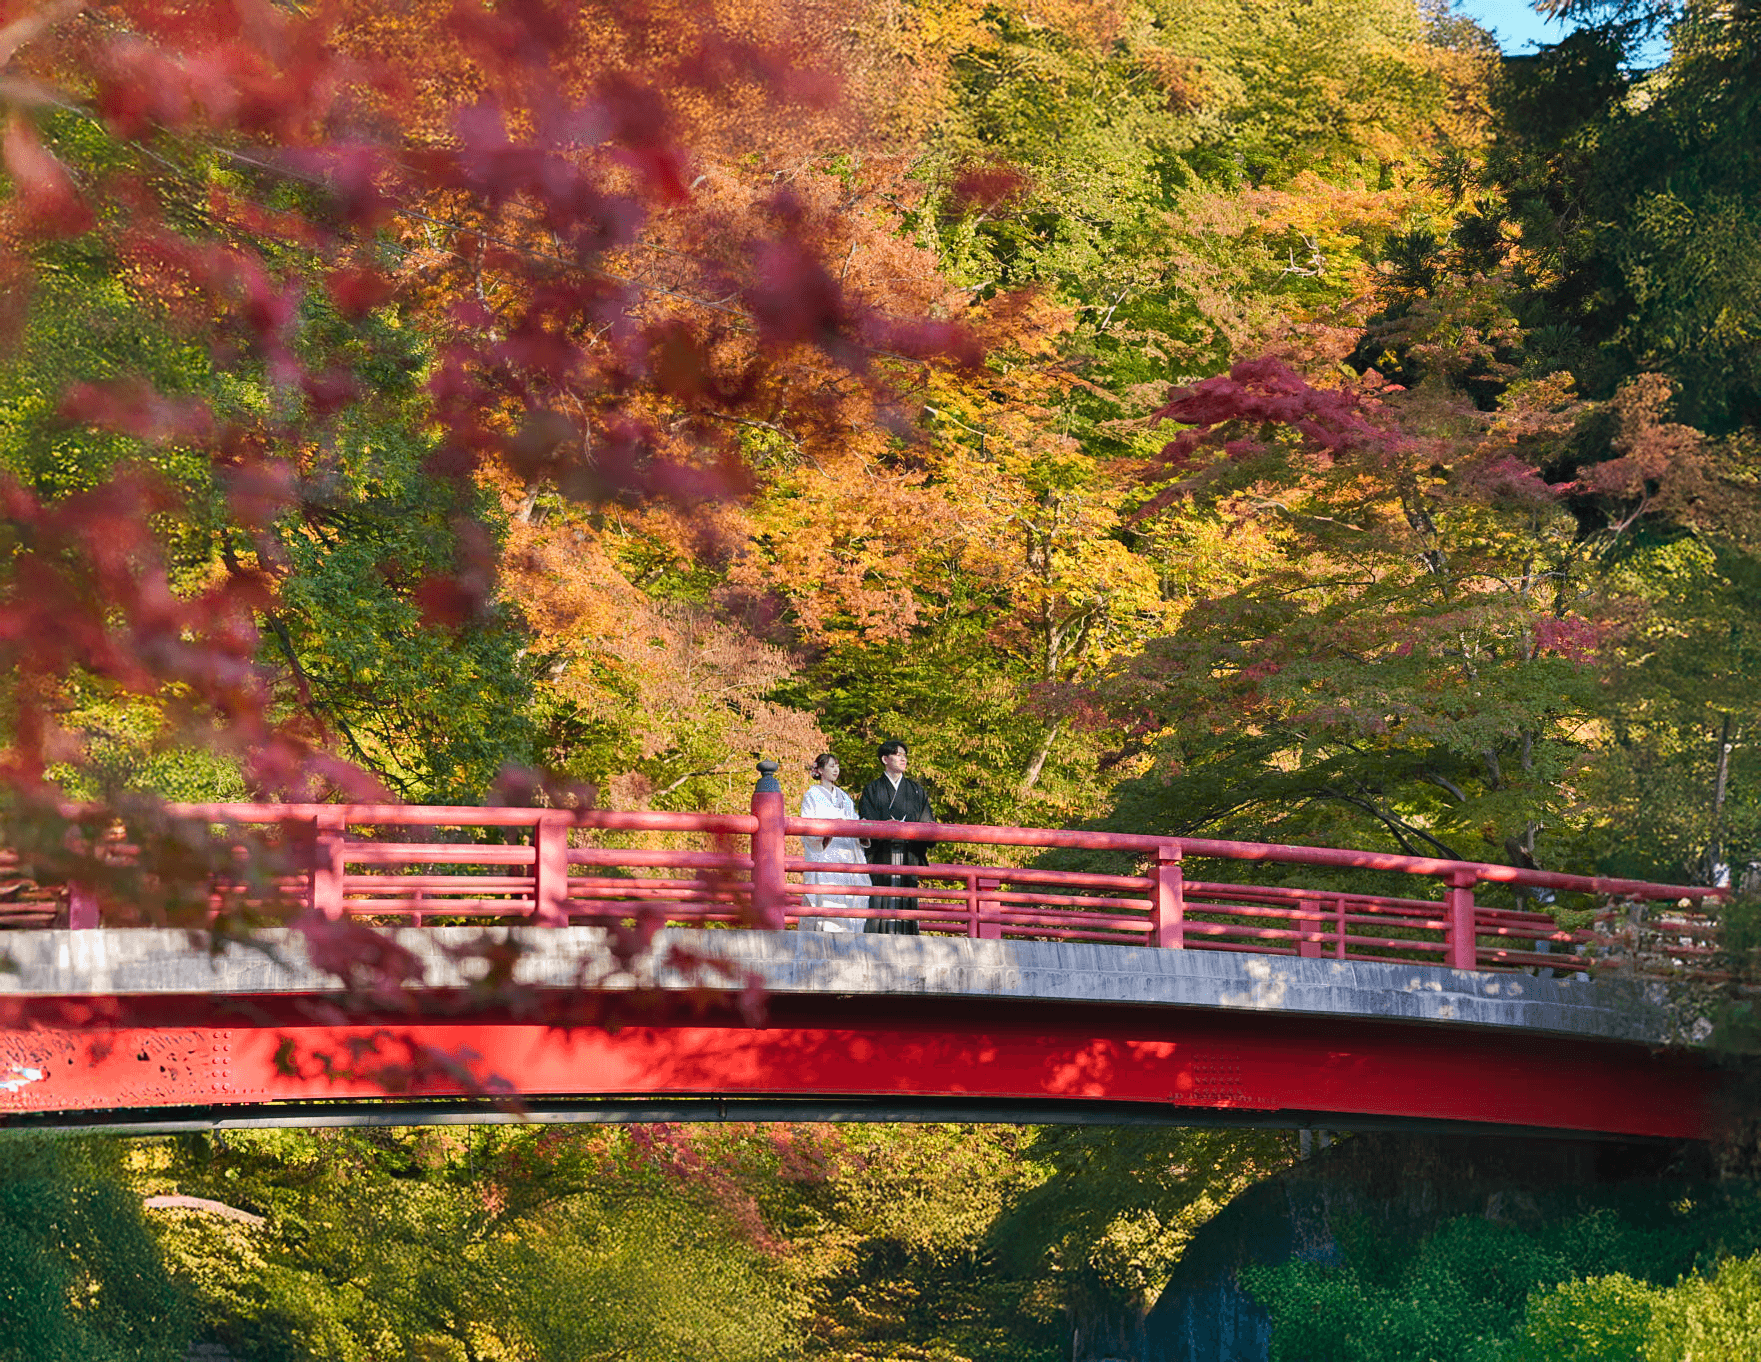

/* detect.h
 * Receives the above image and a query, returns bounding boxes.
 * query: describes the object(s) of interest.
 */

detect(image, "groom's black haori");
[857,741,934,935]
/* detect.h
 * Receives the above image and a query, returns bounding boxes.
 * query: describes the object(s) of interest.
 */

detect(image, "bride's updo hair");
[810,753,837,776]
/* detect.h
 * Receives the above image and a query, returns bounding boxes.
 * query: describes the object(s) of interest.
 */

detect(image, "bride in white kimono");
[799,754,869,932]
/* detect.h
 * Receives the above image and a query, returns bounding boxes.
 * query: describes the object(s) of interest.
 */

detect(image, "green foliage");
[804,1124,1066,1362]
[1643,1252,1761,1361]
[788,616,1106,828]
[1718,893,1761,1009]
[124,1121,1115,1362]
[1090,389,1625,883]
[1245,1187,1761,1362]
[1508,1273,1660,1361]
[768,0,1523,860]
[1481,11,1761,432]
[23,1122,1761,1362]
[148,1125,809,1362]
[989,1126,1293,1311]
[0,1135,195,1362]
[923,0,1464,287]
[1570,537,1761,884]
[1,113,545,805]
[505,1196,804,1362]
[1503,1255,1761,1362]
[1189,11,1761,889]
[916,0,1478,425]
[269,424,542,803]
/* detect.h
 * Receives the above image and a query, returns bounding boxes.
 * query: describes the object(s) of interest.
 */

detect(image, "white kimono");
[799,783,869,932]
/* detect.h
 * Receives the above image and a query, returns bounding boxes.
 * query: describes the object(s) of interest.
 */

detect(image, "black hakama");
[857,775,935,935]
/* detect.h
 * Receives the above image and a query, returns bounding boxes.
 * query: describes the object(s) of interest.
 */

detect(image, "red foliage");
[2,113,92,238]
[627,1123,782,1252]
[0,469,272,787]
[949,159,1031,215]
[1142,357,1410,513]
[623,1120,851,1252]
[1576,373,1713,529]
[295,915,430,1002]
[1449,453,1564,509]
[1531,615,1605,664]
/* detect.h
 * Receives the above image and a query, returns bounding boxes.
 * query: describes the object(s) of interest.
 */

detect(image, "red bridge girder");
[0,993,1718,1139]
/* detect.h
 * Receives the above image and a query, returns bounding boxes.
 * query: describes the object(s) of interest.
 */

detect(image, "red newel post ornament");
[750,759,788,930]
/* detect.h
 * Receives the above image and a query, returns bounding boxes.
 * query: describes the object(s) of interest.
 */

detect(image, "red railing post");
[534,813,571,927]
[750,759,787,930]
[1297,896,1322,958]
[308,809,346,921]
[976,876,1001,939]
[1446,870,1477,969]
[67,881,98,929]
[1152,843,1184,949]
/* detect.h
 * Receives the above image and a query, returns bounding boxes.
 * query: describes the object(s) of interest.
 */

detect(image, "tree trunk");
[1708,711,1735,883]
[1018,719,1064,800]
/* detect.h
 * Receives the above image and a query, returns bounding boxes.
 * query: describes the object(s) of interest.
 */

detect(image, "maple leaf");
[1,113,92,239]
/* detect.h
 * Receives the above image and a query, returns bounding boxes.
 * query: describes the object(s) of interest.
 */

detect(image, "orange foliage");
[500,494,826,810]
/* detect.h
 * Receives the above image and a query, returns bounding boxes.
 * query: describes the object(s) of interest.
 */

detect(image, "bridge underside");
[1,990,1717,1140]
[0,1099,1705,1140]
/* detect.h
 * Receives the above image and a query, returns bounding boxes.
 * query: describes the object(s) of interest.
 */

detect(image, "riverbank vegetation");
[10,1124,1761,1362]
[3,1122,1288,1362]
[1247,1188,1761,1362]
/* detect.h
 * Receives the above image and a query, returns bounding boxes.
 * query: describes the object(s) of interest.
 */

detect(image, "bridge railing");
[779,824,1711,971]
[8,761,1723,975]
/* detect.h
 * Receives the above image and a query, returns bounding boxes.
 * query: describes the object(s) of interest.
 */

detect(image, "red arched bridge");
[0,763,1728,1139]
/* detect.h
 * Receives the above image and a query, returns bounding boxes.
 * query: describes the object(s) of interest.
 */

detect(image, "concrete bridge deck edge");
[0,928,1673,1046]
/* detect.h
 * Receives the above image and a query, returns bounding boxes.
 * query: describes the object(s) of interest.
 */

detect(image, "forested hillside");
[497,0,1513,832]
[8,0,1755,891]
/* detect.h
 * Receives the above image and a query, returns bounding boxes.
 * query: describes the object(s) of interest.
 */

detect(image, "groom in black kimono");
[858,740,935,935]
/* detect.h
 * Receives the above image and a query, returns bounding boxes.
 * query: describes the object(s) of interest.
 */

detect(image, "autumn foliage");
[0,3,972,847]
[4,0,1760,925]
